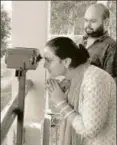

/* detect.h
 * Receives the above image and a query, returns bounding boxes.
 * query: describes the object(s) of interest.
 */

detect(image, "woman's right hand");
[59,79,71,92]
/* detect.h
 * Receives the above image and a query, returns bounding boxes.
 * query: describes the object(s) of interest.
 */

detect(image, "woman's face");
[44,46,66,77]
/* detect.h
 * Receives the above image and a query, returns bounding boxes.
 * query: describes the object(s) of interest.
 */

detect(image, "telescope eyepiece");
[36,54,42,62]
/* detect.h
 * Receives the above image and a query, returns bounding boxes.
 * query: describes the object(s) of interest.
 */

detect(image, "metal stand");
[15,64,26,145]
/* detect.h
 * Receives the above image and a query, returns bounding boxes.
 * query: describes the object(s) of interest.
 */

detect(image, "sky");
[1,1,12,13]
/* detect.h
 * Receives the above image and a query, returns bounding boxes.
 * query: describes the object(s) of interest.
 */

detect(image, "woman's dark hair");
[46,37,90,68]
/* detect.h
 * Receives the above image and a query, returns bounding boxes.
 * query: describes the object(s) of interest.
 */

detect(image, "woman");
[44,37,116,145]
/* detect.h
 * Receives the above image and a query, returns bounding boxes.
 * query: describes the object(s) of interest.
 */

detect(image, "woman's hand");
[59,79,71,92]
[46,79,66,105]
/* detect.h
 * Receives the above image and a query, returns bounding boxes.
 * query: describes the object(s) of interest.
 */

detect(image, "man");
[82,3,116,79]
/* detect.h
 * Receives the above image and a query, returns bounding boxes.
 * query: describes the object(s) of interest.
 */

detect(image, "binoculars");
[5,47,42,70]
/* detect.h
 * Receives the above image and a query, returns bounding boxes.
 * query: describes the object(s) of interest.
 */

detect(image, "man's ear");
[62,58,71,68]
[103,18,109,30]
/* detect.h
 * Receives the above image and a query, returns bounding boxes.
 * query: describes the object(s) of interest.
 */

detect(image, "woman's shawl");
[59,63,90,145]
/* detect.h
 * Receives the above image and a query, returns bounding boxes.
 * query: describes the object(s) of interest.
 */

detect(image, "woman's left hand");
[46,79,66,105]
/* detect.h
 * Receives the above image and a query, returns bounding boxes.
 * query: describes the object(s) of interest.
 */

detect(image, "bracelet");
[56,100,66,108]
[60,104,74,118]
[64,110,74,119]
[60,104,69,113]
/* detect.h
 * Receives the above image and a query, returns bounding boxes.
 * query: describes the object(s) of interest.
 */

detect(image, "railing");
[42,111,60,145]
[42,90,60,145]
[1,76,59,145]
[1,96,18,143]
[1,69,31,145]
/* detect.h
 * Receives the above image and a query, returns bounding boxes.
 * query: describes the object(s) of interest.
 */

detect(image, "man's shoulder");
[103,36,116,47]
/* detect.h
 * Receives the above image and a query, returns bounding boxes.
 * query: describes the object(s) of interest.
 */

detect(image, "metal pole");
[16,65,26,145]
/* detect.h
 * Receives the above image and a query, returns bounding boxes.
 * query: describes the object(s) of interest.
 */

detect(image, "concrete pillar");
[7,1,49,145]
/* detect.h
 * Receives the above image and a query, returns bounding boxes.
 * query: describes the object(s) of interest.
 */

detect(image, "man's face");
[84,7,104,37]
[44,46,66,78]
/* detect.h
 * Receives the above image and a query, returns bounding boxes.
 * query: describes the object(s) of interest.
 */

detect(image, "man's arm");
[103,42,116,78]
[112,46,117,79]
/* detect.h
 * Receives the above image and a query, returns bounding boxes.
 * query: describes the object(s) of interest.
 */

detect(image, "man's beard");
[85,25,105,38]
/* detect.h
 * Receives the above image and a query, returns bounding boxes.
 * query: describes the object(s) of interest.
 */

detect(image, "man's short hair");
[89,3,110,20]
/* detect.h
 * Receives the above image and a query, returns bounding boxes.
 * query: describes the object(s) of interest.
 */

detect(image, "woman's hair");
[46,37,90,68]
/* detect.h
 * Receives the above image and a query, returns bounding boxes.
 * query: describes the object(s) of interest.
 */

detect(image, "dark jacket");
[82,32,116,78]
[113,47,117,78]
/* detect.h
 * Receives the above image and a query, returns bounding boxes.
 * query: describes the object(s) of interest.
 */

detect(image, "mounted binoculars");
[5,47,42,70]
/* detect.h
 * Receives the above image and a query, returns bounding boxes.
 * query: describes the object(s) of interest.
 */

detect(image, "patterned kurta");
[57,63,116,145]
